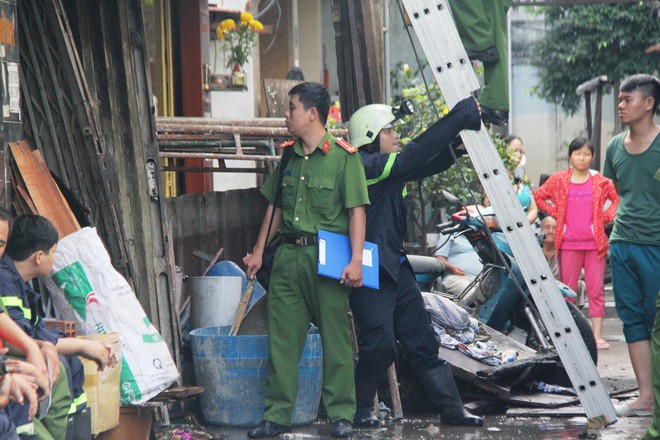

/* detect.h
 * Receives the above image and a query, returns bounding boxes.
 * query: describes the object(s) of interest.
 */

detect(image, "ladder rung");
[401,0,617,427]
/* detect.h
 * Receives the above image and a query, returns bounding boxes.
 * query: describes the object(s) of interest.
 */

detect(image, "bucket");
[206,260,267,312]
[190,325,323,427]
[188,276,242,330]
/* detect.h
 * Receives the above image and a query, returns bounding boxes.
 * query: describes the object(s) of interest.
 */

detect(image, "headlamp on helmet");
[392,99,414,120]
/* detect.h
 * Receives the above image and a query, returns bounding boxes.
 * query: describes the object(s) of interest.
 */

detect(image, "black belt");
[282,235,318,247]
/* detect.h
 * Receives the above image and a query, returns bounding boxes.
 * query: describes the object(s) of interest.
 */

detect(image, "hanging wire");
[260,0,282,54]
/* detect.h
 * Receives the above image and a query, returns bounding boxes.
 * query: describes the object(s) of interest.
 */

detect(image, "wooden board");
[15,185,38,214]
[9,140,80,238]
[32,149,81,231]
[263,79,302,117]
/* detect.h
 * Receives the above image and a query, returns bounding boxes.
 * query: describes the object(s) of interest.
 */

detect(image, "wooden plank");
[15,185,38,215]
[229,280,256,336]
[9,141,80,238]
[356,1,383,104]
[263,79,302,117]
[10,153,34,217]
[150,386,204,402]
[31,150,81,231]
[346,2,366,107]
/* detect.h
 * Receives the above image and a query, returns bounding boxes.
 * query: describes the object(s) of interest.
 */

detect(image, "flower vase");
[231,63,245,87]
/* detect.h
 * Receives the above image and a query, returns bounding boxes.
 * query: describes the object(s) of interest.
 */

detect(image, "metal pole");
[292,0,300,68]
[592,85,604,171]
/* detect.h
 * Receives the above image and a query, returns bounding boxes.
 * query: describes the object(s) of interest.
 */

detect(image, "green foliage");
[390,65,517,254]
[531,3,660,114]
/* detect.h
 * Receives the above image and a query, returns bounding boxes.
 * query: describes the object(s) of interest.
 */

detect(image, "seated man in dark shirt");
[1,215,116,437]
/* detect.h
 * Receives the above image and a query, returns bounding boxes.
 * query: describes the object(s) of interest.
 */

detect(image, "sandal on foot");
[615,402,653,417]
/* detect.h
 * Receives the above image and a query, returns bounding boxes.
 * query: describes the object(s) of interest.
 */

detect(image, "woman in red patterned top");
[534,138,619,350]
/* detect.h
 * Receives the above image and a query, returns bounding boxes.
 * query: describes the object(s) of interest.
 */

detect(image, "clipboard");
[317,230,379,289]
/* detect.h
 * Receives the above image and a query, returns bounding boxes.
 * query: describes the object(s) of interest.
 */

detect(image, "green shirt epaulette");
[336,138,358,154]
[279,139,295,149]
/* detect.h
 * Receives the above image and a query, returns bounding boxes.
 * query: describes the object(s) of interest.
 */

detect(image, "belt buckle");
[295,237,306,247]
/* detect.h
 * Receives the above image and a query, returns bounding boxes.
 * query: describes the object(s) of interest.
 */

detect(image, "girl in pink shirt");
[534,138,619,350]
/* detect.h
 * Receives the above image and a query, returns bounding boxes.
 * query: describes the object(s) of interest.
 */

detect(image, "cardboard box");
[78,333,121,435]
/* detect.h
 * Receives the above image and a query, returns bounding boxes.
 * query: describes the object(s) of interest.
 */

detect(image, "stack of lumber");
[8,140,80,238]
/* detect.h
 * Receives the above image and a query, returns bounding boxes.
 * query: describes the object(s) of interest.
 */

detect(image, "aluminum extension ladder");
[400,0,617,427]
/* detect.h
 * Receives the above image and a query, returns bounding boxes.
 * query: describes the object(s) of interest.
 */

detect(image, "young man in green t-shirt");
[602,74,660,425]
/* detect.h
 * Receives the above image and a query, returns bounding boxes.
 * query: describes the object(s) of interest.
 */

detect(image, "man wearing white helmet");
[348,96,483,427]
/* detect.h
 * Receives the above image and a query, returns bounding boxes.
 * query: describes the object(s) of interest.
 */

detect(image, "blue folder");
[317,230,379,290]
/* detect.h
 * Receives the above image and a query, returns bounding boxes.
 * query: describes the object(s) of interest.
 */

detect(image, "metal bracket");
[400,0,616,427]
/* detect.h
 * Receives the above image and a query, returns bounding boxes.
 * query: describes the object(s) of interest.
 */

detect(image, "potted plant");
[216,11,263,86]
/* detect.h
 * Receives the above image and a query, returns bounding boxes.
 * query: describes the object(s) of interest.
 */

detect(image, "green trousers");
[644,290,660,440]
[263,243,355,425]
[41,362,72,440]
[449,0,511,112]
[14,360,71,440]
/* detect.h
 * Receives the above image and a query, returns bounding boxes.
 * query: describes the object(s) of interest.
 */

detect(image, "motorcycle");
[409,191,597,385]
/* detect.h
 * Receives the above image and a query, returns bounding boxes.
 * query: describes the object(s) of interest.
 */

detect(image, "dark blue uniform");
[351,98,481,409]
[0,409,18,440]
[0,257,87,421]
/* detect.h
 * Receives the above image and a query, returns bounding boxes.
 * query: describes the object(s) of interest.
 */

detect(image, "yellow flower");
[249,19,263,32]
[220,18,236,31]
[240,11,254,22]
[216,26,225,40]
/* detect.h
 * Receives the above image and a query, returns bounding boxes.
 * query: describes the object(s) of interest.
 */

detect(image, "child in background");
[534,138,619,350]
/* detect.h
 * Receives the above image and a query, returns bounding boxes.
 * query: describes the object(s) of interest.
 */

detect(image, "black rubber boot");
[330,419,354,438]
[354,406,379,427]
[247,420,291,438]
[481,106,509,127]
[76,409,92,440]
[65,416,74,440]
[466,46,499,64]
[419,363,484,427]
[354,379,379,427]
[68,408,92,440]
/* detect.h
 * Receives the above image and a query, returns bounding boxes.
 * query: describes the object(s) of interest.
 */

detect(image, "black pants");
[350,261,443,404]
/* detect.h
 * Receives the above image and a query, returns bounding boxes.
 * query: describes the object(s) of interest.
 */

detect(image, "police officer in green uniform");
[244,82,369,439]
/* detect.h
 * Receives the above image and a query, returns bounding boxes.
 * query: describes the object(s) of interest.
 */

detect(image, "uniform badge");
[336,138,358,154]
[322,140,330,154]
[279,139,295,149]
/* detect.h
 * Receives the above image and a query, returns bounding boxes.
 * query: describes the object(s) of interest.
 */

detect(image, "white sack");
[41,227,178,404]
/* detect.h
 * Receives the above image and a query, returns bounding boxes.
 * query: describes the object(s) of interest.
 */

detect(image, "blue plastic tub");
[190,325,323,427]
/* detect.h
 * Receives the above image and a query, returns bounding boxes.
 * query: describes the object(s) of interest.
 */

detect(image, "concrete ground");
[159,284,654,439]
